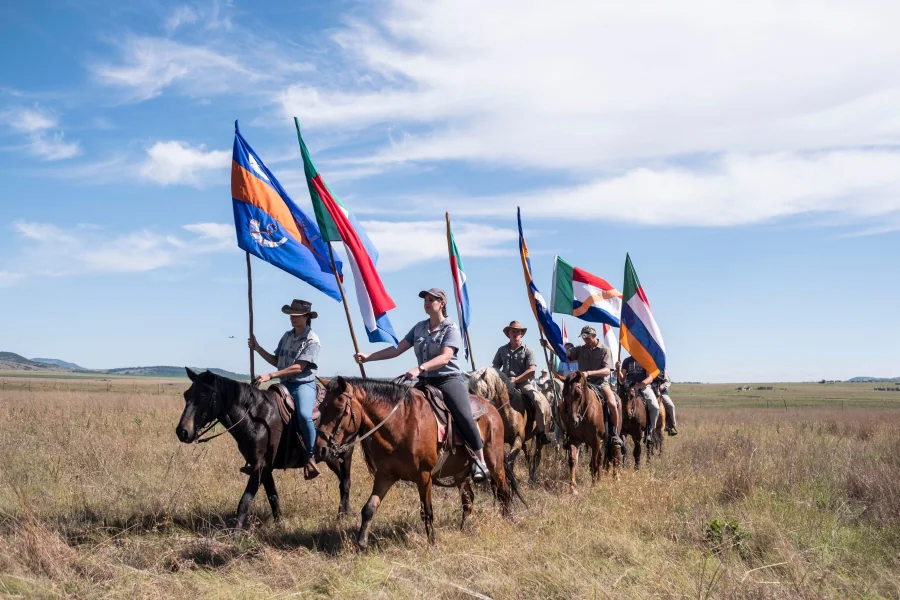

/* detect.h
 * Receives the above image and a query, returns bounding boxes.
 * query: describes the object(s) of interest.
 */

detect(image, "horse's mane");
[337,377,414,407]
[467,367,517,404]
[197,370,265,409]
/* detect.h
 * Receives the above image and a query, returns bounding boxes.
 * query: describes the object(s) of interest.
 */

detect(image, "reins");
[326,378,408,456]
[192,379,251,444]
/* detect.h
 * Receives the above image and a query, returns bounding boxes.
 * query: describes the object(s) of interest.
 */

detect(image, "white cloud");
[361,220,517,271]
[4,107,56,132]
[0,271,24,287]
[92,37,260,101]
[139,141,230,186]
[414,149,900,228]
[165,6,198,33]
[2,107,81,161]
[8,221,236,276]
[280,0,900,171]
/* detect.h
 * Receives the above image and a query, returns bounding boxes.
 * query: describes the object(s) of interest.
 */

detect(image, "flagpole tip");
[234,120,240,133]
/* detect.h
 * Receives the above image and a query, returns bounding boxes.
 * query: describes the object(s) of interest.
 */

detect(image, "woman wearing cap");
[248,299,321,480]
[353,288,490,482]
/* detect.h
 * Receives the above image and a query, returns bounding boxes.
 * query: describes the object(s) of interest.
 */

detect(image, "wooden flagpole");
[445,212,476,371]
[246,252,256,382]
[327,244,367,379]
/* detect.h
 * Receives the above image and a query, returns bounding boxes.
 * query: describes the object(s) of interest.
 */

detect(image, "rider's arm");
[271,361,308,379]
[250,336,278,368]
[420,346,454,371]
[513,364,537,385]
[364,339,412,362]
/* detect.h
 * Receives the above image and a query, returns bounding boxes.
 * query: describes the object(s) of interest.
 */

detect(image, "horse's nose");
[176,426,189,443]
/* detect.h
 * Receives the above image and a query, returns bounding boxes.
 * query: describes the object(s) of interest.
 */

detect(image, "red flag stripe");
[573,267,617,291]
[311,175,395,314]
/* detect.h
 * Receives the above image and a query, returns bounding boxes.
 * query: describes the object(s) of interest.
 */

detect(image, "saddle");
[417,383,487,448]
[267,383,325,426]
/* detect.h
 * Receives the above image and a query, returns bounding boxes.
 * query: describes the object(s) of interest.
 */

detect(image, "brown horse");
[468,367,550,483]
[175,369,354,530]
[616,382,666,470]
[315,376,521,549]
[559,372,621,493]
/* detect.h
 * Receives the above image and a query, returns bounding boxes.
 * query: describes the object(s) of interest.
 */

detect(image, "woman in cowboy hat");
[353,288,490,482]
[248,299,322,479]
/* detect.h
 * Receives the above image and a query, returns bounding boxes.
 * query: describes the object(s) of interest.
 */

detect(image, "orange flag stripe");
[231,161,303,243]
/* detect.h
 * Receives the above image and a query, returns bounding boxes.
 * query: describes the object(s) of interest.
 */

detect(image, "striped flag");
[294,118,398,346]
[446,214,471,359]
[231,121,341,301]
[602,323,619,362]
[619,253,666,378]
[517,207,566,361]
[551,256,622,326]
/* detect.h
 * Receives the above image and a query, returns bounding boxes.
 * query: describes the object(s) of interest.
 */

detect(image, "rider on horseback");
[653,369,678,435]
[354,288,490,482]
[543,326,623,447]
[492,320,553,445]
[248,299,321,480]
[615,355,666,442]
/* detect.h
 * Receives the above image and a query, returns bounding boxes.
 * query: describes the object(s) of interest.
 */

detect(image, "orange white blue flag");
[620,253,666,378]
[231,121,342,301]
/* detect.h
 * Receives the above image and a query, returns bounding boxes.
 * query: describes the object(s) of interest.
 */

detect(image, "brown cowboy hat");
[503,320,528,336]
[281,299,318,318]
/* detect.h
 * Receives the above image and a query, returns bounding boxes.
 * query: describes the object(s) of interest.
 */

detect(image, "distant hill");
[0,352,67,372]
[1,351,248,380]
[104,366,250,380]
[848,376,900,383]
[31,358,87,371]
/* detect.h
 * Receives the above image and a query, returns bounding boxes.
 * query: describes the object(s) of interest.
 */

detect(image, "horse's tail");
[503,461,528,509]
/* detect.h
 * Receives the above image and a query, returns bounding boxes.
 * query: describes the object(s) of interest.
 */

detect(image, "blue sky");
[1,0,898,382]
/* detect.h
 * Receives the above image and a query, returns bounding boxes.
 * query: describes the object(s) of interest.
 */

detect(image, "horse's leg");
[590,440,602,484]
[633,435,642,471]
[261,469,282,524]
[459,479,475,530]
[236,468,263,530]
[332,449,354,517]
[416,473,435,544]
[568,442,579,494]
[358,473,396,550]
[529,438,543,484]
[485,433,513,517]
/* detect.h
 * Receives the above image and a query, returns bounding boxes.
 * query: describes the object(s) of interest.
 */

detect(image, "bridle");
[321,381,405,459]
[191,379,246,444]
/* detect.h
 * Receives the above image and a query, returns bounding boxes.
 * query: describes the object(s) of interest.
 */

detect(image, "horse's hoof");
[570,487,579,496]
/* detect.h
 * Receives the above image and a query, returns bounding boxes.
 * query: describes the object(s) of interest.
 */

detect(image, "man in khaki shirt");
[543,325,622,446]
[493,320,552,444]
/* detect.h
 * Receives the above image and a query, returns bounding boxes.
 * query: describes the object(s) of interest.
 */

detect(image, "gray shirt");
[492,343,536,381]
[566,343,613,385]
[404,318,463,377]
[275,327,320,383]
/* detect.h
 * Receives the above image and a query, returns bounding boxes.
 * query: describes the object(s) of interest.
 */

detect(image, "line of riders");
[245,288,677,483]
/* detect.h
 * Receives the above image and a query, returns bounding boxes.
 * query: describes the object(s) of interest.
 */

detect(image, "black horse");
[175,368,353,530]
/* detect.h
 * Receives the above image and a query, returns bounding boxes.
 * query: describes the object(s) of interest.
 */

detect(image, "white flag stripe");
[625,294,666,353]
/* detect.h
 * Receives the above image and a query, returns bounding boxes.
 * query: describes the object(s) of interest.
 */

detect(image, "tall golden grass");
[1,384,899,598]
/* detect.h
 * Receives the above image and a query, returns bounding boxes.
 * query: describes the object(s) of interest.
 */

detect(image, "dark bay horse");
[468,367,550,483]
[315,376,520,549]
[560,372,621,493]
[616,382,665,470]
[175,368,353,530]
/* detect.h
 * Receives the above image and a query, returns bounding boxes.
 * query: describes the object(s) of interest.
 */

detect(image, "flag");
[562,320,569,345]
[551,256,622,326]
[294,118,398,345]
[602,323,619,362]
[231,121,341,301]
[517,208,566,361]
[620,253,666,378]
[446,214,471,359]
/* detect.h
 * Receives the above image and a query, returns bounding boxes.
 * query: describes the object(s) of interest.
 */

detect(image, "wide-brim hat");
[503,320,528,336]
[281,299,318,318]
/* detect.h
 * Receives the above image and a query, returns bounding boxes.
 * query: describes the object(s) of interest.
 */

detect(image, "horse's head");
[315,376,357,461]
[562,371,586,408]
[176,368,221,443]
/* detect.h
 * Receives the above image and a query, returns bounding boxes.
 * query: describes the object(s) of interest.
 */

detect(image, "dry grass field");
[1,378,899,598]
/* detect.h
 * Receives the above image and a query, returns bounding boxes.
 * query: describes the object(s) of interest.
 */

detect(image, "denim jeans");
[284,380,317,461]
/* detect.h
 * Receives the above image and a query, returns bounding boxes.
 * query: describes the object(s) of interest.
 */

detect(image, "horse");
[559,372,621,493]
[616,381,666,470]
[315,376,522,549]
[468,367,551,483]
[175,368,354,530]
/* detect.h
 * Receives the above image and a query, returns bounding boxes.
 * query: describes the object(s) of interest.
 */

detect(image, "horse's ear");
[334,375,348,392]
[185,367,198,382]
[317,376,330,388]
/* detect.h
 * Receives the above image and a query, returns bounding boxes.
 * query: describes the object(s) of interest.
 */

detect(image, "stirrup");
[303,460,320,480]
[471,459,488,482]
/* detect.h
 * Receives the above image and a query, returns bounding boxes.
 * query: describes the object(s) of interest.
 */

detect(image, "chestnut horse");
[468,367,550,483]
[560,372,621,493]
[175,369,354,530]
[616,382,666,470]
[315,376,521,549]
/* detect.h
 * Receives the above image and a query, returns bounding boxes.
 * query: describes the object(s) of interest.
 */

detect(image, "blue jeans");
[284,380,317,461]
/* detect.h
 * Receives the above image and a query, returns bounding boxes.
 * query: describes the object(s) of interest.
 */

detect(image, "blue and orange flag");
[231,121,342,301]
[517,207,566,361]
